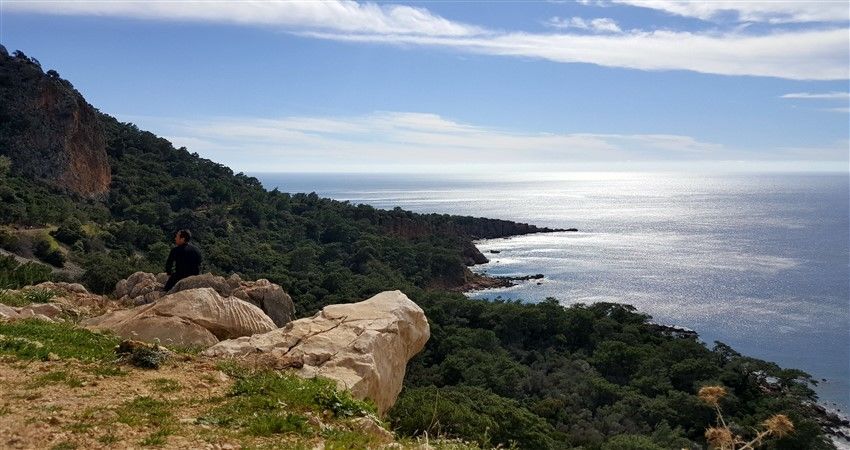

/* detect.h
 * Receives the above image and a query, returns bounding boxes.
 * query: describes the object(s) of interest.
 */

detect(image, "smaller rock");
[350,416,394,444]
[46,352,60,361]
[0,304,20,319]
[226,274,242,289]
[27,303,63,318]
[171,274,232,296]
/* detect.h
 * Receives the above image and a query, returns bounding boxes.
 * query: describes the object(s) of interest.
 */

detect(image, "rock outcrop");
[203,290,430,415]
[0,46,110,198]
[0,281,119,321]
[84,288,277,347]
[114,272,294,327]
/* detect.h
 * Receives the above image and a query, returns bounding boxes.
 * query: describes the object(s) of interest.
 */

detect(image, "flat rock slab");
[204,290,430,415]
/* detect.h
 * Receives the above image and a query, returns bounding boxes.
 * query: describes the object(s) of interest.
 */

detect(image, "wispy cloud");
[610,0,850,24]
[124,111,738,172]
[5,0,487,37]
[822,107,850,113]
[5,0,849,80]
[545,16,622,33]
[302,28,849,80]
[781,91,850,100]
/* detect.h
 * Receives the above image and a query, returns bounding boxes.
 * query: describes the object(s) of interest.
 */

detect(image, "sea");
[256,172,850,415]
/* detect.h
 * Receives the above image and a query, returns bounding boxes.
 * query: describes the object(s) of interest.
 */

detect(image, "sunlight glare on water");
[258,171,850,412]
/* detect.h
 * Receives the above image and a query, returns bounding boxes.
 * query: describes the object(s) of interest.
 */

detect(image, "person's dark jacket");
[165,243,202,278]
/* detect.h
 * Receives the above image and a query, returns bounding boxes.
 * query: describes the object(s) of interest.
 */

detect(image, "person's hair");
[176,229,192,242]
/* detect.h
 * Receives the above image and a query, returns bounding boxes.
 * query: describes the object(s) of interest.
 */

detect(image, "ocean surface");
[256,172,850,413]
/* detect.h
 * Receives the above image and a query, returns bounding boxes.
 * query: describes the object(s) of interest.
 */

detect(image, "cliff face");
[0,46,110,198]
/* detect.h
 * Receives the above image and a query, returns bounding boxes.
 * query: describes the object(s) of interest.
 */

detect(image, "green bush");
[0,255,52,289]
[390,385,560,449]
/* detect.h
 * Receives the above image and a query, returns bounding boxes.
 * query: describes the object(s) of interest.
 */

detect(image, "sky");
[1,0,848,173]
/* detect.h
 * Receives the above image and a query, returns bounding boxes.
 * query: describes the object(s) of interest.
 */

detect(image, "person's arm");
[165,247,176,275]
[191,245,203,274]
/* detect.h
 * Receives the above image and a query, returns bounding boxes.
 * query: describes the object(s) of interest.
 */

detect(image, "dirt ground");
[0,355,249,450]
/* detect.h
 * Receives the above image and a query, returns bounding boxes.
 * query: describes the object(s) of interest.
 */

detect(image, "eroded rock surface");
[115,272,294,326]
[0,282,119,321]
[203,290,430,415]
[83,288,276,347]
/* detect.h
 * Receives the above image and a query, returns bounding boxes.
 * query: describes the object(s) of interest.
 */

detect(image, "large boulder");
[114,272,294,326]
[203,290,430,415]
[83,288,276,347]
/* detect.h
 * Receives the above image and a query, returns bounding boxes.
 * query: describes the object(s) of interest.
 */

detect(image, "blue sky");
[1,0,848,173]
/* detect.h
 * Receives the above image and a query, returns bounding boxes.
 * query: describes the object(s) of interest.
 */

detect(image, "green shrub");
[390,385,559,450]
[0,255,52,289]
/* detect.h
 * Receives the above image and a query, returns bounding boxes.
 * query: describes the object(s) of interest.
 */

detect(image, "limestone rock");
[0,304,20,319]
[114,272,294,326]
[17,308,54,322]
[25,281,88,295]
[172,273,232,296]
[2,284,119,320]
[169,273,293,327]
[24,303,62,318]
[204,290,430,415]
[231,279,294,327]
[83,288,276,347]
[350,416,394,444]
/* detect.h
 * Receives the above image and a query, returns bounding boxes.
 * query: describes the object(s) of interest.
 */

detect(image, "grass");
[140,427,174,447]
[114,396,177,446]
[147,378,181,393]
[199,367,381,446]
[247,412,310,436]
[97,433,119,445]
[201,369,375,427]
[27,370,84,389]
[116,396,174,428]
[0,288,56,307]
[0,319,119,361]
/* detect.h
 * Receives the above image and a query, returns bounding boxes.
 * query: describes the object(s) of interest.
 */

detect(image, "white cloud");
[128,111,733,172]
[546,16,622,33]
[4,0,486,37]
[6,0,849,80]
[781,91,850,100]
[303,27,849,80]
[610,0,850,24]
[822,107,850,113]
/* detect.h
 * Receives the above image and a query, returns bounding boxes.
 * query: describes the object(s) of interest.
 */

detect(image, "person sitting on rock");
[163,229,202,292]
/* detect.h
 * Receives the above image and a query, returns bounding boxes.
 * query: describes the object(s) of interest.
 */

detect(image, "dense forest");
[0,49,836,449]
